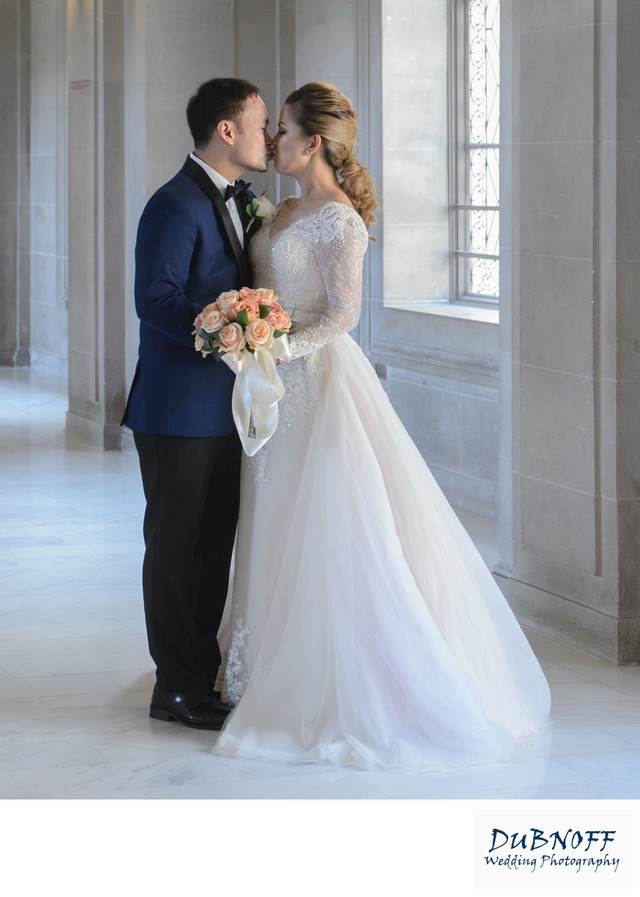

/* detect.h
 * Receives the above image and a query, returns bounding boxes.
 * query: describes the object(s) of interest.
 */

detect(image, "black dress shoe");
[208,694,234,713]
[149,685,230,730]
[206,682,234,711]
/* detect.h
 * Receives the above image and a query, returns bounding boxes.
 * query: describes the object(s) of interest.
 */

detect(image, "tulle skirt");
[214,334,550,772]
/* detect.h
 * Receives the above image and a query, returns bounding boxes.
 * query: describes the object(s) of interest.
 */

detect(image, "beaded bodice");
[249,201,368,359]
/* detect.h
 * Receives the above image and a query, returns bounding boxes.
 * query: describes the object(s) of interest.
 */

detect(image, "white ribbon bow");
[221,335,291,455]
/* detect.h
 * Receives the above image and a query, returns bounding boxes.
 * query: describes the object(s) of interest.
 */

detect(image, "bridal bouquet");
[193,287,292,455]
[194,287,291,360]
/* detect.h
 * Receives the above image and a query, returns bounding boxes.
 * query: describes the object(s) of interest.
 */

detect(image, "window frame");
[449,0,500,307]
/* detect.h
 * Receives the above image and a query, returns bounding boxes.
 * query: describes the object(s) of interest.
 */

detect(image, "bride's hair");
[285,82,377,232]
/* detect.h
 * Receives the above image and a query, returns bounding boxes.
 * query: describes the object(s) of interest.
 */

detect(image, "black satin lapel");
[181,156,250,285]
[236,193,252,234]
[240,189,265,242]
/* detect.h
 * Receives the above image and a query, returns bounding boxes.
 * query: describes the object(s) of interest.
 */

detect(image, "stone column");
[497,0,640,664]
[0,0,30,367]
[66,0,127,448]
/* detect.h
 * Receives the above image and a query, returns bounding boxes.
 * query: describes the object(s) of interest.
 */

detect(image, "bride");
[214,82,550,771]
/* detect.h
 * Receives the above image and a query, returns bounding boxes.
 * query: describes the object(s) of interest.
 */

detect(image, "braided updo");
[284,81,377,232]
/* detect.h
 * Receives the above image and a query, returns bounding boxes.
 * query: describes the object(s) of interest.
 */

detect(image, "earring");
[304,148,311,156]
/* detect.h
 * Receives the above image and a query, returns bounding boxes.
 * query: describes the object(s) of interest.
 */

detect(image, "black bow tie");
[224,180,251,201]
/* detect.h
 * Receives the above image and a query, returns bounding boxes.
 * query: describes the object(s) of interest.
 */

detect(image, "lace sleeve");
[286,206,368,360]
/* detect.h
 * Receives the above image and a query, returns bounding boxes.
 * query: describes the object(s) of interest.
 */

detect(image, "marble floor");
[2,367,640,803]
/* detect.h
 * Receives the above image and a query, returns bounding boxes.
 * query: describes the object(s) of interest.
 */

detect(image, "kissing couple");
[122,77,550,772]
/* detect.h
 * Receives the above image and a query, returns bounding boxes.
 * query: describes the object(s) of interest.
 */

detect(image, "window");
[451,0,500,303]
[382,0,500,310]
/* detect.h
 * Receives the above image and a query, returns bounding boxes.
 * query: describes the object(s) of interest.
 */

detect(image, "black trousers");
[133,430,241,693]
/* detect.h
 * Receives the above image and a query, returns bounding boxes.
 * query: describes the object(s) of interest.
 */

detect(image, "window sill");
[385,300,499,324]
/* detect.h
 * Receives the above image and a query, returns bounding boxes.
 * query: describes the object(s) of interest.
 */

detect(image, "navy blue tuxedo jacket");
[122,156,257,437]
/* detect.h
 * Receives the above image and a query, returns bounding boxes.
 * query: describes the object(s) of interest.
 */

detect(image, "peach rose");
[245,318,274,350]
[193,308,205,332]
[217,290,241,318]
[218,322,246,354]
[265,303,291,333]
[254,288,278,307]
[234,294,261,323]
[238,287,262,303]
[194,333,205,353]
[199,305,227,333]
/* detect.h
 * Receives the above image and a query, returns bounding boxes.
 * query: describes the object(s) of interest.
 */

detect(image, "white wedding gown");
[214,201,550,771]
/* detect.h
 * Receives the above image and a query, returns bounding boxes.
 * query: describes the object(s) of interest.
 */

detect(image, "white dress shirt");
[189,152,244,247]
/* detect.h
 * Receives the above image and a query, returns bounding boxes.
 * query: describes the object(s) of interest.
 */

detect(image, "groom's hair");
[187,78,260,148]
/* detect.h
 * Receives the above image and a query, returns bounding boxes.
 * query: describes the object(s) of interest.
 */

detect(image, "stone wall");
[497,0,640,663]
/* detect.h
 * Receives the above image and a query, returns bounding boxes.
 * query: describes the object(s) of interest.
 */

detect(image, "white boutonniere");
[245,191,276,232]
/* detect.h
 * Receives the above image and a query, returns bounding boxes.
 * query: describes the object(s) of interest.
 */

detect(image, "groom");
[122,78,271,729]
